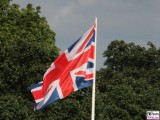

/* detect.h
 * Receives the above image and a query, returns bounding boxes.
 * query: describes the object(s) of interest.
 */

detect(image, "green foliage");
[96,40,160,119]
[0,1,60,119]
[0,1,94,119]
[0,94,34,120]
[1,1,160,119]
[0,1,59,95]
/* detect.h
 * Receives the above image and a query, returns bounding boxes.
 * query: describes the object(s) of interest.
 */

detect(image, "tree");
[0,1,93,119]
[96,40,160,119]
[0,0,60,119]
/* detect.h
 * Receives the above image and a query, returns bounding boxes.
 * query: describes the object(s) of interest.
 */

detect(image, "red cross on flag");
[30,21,97,110]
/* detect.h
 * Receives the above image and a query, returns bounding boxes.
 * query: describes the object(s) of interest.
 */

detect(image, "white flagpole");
[91,17,97,120]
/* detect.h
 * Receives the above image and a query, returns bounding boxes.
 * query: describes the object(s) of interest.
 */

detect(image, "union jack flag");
[30,22,96,110]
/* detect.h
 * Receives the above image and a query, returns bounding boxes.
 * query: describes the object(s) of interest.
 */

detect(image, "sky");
[12,0,160,69]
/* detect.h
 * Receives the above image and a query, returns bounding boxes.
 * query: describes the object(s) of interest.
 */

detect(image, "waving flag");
[30,22,96,110]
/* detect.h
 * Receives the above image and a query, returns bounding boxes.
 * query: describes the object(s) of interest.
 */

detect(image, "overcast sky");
[12,0,160,69]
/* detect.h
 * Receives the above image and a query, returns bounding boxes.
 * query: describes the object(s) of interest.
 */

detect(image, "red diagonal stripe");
[32,90,44,100]
[77,28,94,53]
[85,74,93,79]
[75,71,86,76]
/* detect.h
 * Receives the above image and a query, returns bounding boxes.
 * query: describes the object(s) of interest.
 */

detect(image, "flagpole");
[91,17,97,120]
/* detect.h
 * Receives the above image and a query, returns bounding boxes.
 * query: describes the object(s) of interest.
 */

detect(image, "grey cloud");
[12,0,160,69]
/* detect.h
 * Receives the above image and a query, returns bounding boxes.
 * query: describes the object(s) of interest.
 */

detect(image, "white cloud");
[53,4,74,24]
[78,0,97,5]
